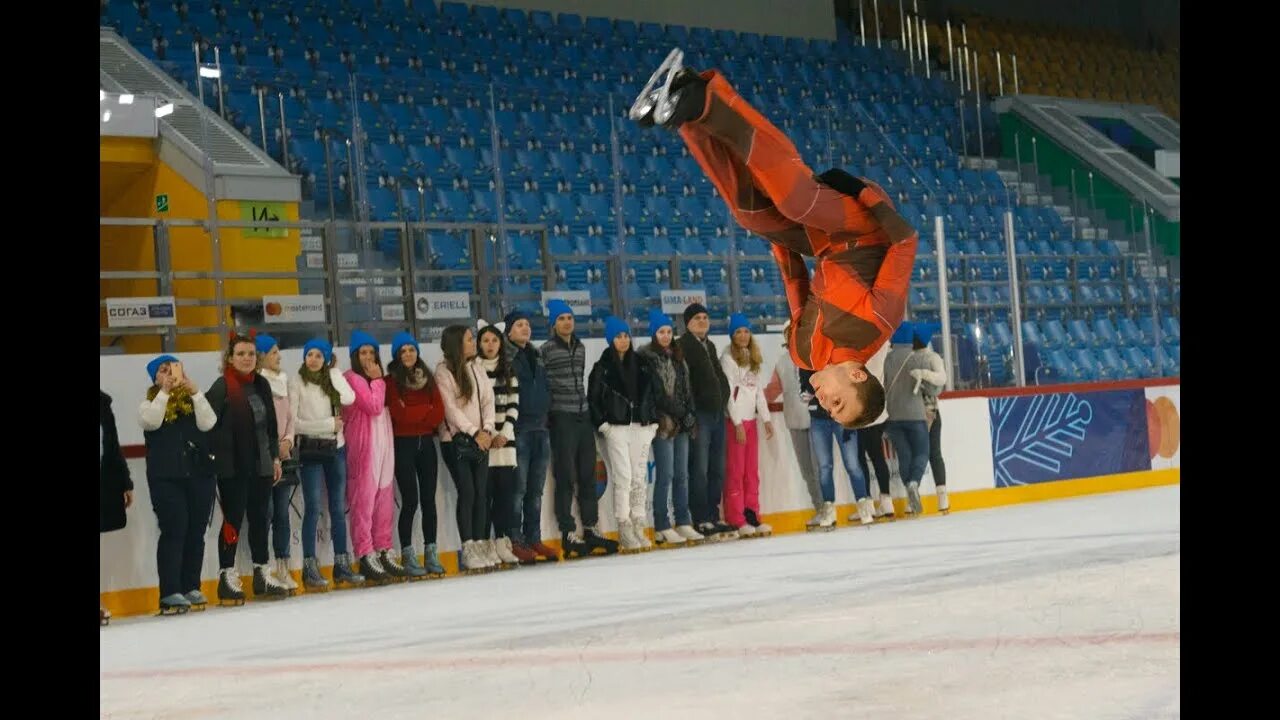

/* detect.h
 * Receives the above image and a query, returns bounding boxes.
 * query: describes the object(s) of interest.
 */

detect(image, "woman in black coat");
[204,333,284,604]
[587,317,659,552]
[100,390,133,626]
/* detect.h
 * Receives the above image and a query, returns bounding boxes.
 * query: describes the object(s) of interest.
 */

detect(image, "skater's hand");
[909,369,924,381]
[475,430,493,450]
[123,490,133,509]
[362,357,383,379]
[272,459,283,483]
[491,435,508,448]
[333,417,344,435]
[764,422,775,440]
[735,424,746,444]
[279,438,293,459]
[159,372,177,392]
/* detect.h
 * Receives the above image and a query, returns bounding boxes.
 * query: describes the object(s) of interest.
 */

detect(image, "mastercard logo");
[265,302,283,316]
[1146,396,1180,459]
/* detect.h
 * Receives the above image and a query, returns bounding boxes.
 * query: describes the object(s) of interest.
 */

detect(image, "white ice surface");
[101,486,1180,720]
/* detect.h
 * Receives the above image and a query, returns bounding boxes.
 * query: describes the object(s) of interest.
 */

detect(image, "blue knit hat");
[913,322,941,346]
[391,330,419,360]
[648,308,673,337]
[604,315,630,345]
[302,338,333,363]
[254,333,279,355]
[349,329,378,355]
[546,298,574,321]
[728,312,751,336]
[146,354,179,382]
[891,321,915,344]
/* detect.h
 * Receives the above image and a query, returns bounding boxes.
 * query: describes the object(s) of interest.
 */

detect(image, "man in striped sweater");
[539,300,617,556]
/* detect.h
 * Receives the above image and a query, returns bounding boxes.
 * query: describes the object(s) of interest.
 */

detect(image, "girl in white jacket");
[287,338,363,590]
[720,313,774,537]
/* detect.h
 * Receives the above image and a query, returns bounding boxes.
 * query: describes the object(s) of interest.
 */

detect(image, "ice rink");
[100,485,1180,719]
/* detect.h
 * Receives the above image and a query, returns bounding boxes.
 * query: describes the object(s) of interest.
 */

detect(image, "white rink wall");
[98,334,1086,594]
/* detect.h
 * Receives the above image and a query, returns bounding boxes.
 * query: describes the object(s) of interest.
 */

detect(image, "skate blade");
[619,547,645,555]
[304,584,331,592]
[188,603,208,612]
[655,541,686,549]
[158,606,190,616]
[629,47,684,122]
[218,598,246,606]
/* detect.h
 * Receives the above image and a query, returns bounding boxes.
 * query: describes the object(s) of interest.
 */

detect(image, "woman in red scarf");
[205,333,286,604]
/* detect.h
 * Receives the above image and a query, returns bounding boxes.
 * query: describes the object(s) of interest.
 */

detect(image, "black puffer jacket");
[205,373,279,479]
[677,332,730,417]
[638,345,697,436]
[587,347,658,428]
[100,391,133,533]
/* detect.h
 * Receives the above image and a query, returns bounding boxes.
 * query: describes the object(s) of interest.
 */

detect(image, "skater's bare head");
[810,361,885,429]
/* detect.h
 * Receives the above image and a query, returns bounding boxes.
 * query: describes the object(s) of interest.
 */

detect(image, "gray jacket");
[883,346,933,422]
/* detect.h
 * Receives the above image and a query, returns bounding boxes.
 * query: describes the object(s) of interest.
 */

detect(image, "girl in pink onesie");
[342,330,404,584]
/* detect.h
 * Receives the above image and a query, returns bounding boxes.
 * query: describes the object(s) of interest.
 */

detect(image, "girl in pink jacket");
[342,330,403,584]
[255,334,299,595]
[434,325,496,573]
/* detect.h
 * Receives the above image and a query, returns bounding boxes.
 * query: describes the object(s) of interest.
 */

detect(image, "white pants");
[599,423,658,524]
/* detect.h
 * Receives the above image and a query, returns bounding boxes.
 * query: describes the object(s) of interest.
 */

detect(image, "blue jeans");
[651,432,691,530]
[299,446,349,558]
[809,416,869,501]
[885,420,931,487]
[515,428,551,545]
[689,411,727,525]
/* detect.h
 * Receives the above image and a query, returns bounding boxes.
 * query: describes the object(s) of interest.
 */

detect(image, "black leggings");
[929,410,946,486]
[857,424,893,495]
[441,442,489,542]
[394,434,439,548]
[217,473,271,567]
